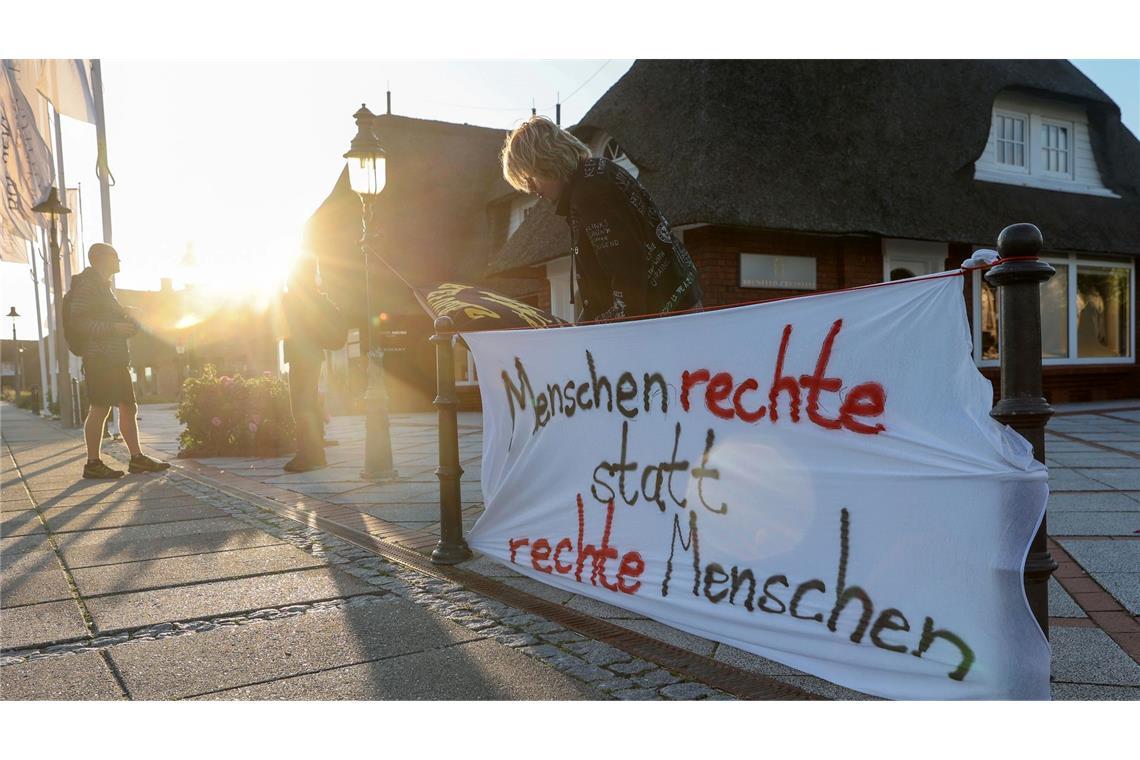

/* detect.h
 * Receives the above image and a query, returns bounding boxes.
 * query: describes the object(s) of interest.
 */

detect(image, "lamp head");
[31,187,71,218]
[344,104,387,196]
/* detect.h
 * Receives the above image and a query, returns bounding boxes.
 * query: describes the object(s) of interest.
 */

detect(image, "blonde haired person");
[502,116,702,321]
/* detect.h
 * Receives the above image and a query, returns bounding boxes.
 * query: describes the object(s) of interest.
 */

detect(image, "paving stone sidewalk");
[5,400,1139,699]
[1,405,735,700]
[139,399,1140,700]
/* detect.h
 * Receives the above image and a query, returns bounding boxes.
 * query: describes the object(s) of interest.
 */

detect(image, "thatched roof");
[487,201,572,275]
[307,114,511,318]
[489,59,1140,274]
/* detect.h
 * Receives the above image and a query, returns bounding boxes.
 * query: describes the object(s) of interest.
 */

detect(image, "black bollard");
[431,316,472,565]
[985,222,1057,638]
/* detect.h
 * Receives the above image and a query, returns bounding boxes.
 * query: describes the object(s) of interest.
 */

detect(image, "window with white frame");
[975,91,1117,197]
[994,112,1027,170]
[973,253,1135,365]
[507,195,538,238]
[1040,119,1072,177]
[593,134,639,178]
[602,137,627,162]
[454,337,478,386]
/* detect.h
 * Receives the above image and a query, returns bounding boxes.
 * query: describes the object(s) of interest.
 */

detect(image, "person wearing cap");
[501,115,702,321]
[71,243,170,479]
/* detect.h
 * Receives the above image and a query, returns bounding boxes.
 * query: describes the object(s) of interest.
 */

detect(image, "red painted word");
[508,495,646,595]
[681,319,887,435]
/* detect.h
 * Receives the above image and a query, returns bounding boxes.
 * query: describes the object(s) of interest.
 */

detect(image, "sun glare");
[180,232,307,312]
[173,313,205,330]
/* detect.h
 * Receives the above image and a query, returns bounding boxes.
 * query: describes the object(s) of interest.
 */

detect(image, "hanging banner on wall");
[464,273,1050,700]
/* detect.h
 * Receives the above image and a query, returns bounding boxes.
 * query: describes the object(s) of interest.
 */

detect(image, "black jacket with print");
[555,157,702,321]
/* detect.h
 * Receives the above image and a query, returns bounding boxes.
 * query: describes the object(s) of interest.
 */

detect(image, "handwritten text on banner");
[465,274,1050,700]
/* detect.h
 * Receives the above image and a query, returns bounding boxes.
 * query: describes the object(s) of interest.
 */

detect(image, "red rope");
[467,255,1043,334]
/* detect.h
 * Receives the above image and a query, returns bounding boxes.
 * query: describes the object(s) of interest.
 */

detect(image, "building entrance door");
[883,239,948,281]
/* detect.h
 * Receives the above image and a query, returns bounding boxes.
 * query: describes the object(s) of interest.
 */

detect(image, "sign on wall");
[740,253,817,289]
[464,273,1050,700]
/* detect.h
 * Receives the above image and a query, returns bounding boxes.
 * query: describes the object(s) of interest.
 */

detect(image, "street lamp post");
[345,104,398,481]
[6,307,19,394]
[31,188,74,426]
[175,337,187,398]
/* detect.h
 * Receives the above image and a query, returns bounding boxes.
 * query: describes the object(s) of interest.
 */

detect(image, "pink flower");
[220,376,233,386]
[211,416,223,427]
[250,414,262,425]
[248,422,258,433]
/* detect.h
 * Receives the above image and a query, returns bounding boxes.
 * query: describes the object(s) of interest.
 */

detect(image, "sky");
[1,60,637,340]
[2,58,1138,341]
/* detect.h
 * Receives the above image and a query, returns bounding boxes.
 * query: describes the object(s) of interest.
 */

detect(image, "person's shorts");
[83,360,136,407]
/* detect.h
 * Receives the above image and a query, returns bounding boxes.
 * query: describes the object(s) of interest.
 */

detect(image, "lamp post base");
[431,539,472,565]
[361,347,399,482]
[360,467,399,482]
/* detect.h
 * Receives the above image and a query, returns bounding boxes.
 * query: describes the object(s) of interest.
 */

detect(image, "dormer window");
[974,91,1118,198]
[994,113,1027,170]
[1040,119,1072,177]
[507,195,537,238]
[602,137,628,163]
[592,133,639,178]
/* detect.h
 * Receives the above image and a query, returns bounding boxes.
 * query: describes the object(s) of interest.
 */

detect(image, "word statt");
[466,274,1050,700]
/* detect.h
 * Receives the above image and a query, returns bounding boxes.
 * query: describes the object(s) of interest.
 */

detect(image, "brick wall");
[683,226,883,307]
[487,233,1139,408]
[981,365,1140,405]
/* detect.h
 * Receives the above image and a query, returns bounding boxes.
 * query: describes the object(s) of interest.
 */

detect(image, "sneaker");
[83,460,125,479]
[129,454,171,474]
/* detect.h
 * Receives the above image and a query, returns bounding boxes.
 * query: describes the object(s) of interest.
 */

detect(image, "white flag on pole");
[1,216,30,264]
[1,61,55,263]
[35,59,96,124]
[65,187,83,274]
[7,60,53,146]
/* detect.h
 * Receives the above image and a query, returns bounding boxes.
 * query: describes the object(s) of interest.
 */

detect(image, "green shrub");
[176,365,295,457]
[2,389,38,410]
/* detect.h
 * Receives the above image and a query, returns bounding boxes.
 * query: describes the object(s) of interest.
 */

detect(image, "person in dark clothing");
[282,255,340,473]
[501,116,702,321]
[72,243,170,479]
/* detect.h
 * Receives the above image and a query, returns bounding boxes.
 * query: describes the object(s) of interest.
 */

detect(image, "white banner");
[465,273,1050,700]
[35,59,96,124]
[1,216,30,263]
[7,60,52,146]
[1,61,55,262]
